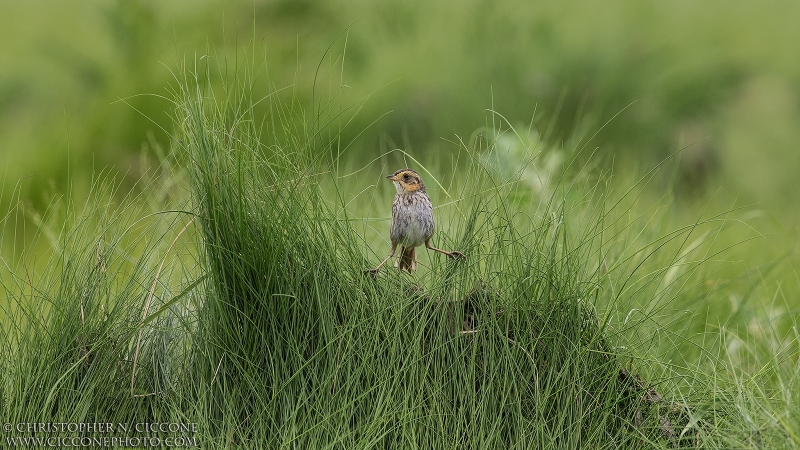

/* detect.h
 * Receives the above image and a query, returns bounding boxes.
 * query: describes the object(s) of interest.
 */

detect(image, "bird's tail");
[396,246,417,273]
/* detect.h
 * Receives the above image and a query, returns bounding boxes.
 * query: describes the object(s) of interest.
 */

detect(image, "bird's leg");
[425,239,465,260]
[366,244,397,276]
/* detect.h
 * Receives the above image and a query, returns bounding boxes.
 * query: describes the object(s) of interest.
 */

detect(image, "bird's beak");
[386,174,396,180]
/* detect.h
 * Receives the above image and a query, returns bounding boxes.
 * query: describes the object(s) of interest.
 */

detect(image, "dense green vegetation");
[1,1,799,448]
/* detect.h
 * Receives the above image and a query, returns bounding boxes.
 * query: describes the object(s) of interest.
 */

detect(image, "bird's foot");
[365,268,380,279]
[446,251,465,260]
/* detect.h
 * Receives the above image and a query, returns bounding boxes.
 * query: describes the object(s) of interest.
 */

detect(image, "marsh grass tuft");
[0,168,194,429]
[171,57,678,447]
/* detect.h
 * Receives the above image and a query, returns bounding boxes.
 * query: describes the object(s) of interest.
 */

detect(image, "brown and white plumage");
[368,168,464,275]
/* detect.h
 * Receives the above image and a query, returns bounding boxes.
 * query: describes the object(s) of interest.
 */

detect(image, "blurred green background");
[2,0,799,243]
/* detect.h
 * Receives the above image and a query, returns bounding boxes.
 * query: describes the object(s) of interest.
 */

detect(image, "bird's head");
[386,168,425,193]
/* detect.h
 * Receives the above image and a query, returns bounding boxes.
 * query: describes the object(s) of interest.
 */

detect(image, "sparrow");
[368,168,464,275]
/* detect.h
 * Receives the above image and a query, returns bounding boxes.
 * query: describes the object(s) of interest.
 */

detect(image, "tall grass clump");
[0,171,194,431]
[174,56,671,448]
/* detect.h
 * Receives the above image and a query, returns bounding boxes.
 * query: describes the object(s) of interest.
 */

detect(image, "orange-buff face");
[386,169,424,193]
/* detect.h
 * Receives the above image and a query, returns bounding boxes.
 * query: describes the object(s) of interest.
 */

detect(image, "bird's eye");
[403,174,410,180]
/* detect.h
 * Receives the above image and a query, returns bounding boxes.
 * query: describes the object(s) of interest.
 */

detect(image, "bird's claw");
[447,251,465,260]
[365,268,380,279]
